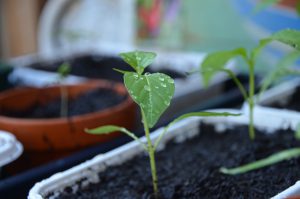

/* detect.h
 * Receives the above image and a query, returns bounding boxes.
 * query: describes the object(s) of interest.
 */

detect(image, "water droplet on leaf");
[159,77,165,81]
[161,83,167,87]
[144,85,151,91]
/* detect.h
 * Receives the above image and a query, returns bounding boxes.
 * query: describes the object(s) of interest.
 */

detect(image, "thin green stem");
[220,148,300,175]
[248,59,255,140]
[221,69,249,101]
[141,109,158,198]
[119,128,148,151]
[60,85,68,118]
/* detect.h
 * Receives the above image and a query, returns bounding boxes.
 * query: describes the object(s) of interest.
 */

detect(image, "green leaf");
[259,51,300,97]
[124,72,175,128]
[296,123,300,140]
[200,48,247,86]
[120,51,156,74]
[220,148,300,175]
[154,111,241,150]
[169,112,241,126]
[270,29,300,51]
[58,63,71,78]
[85,125,123,135]
[85,125,147,150]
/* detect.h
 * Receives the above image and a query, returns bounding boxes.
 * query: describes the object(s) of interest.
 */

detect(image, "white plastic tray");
[28,109,300,199]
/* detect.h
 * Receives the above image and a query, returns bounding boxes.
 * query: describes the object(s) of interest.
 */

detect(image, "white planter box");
[242,79,300,130]
[28,109,300,199]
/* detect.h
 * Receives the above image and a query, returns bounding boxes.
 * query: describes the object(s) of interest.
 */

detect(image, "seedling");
[199,29,300,175]
[200,29,300,140]
[57,63,71,117]
[86,50,239,198]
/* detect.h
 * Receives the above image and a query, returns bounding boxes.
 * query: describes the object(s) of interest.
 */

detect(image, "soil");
[30,55,186,82]
[270,86,300,111]
[48,123,300,199]
[1,88,126,118]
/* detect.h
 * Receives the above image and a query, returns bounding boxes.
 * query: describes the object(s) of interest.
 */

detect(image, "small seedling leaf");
[154,111,241,150]
[120,51,156,74]
[200,48,247,87]
[86,125,147,150]
[259,51,300,98]
[58,63,71,78]
[220,148,300,175]
[170,112,241,126]
[85,125,123,135]
[124,72,175,128]
[270,29,300,51]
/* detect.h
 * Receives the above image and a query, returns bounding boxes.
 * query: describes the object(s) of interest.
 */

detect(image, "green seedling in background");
[86,50,239,198]
[220,148,300,175]
[200,29,300,140]
[57,63,71,117]
[199,29,300,175]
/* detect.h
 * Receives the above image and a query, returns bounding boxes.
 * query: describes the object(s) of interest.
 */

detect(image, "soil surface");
[30,55,186,81]
[270,86,300,111]
[1,88,126,118]
[48,123,300,199]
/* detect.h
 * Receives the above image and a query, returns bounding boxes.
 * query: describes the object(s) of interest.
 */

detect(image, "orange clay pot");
[0,80,136,153]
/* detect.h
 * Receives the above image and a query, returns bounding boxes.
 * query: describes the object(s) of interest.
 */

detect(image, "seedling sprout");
[86,50,239,198]
[57,63,71,117]
[200,29,300,140]
[199,29,300,175]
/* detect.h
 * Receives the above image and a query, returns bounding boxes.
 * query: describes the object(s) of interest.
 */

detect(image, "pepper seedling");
[200,29,300,140]
[57,63,71,117]
[85,50,239,198]
[199,29,300,175]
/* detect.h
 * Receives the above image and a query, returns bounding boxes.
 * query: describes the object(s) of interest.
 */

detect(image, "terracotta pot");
[0,80,136,163]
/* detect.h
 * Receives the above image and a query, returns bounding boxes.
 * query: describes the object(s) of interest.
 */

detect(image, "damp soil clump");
[48,123,300,199]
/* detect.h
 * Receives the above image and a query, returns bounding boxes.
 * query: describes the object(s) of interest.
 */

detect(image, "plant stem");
[141,109,158,198]
[220,148,300,175]
[248,59,255,140]
[221,68,248,100]
[60,85,68,118]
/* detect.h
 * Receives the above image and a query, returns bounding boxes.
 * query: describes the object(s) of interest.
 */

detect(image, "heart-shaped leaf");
[120,51,156,74]
[124,72,175,128]
[200,48,247,86]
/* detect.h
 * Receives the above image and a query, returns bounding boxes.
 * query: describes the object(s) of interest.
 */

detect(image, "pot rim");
[0,79,134,124]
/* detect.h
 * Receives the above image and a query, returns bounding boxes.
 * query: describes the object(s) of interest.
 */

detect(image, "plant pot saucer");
[0,130,23,168]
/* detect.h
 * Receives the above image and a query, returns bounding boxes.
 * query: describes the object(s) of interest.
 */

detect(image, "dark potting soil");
[30,55,186,81]
[48,123,300,199]
[270,86,300,112]
[1,88,126,118]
